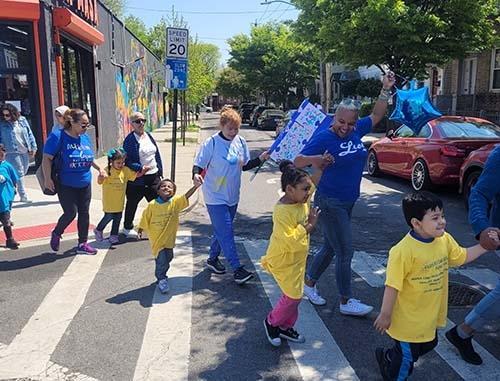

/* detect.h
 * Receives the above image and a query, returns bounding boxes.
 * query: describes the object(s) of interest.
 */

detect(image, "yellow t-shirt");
[261,201,310,299]
[101,166,137,213]
[137,195,189,258]
[386,232,467,343]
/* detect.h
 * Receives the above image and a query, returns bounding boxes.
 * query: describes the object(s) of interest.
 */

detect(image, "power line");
[123,6,296,15]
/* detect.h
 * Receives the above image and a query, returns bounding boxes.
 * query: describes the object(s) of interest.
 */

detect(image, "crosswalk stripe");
[243,239,360,381]
[133,231,193,381]
[457,268,498,291]
[350,250,500,380]
[0,243,111,379]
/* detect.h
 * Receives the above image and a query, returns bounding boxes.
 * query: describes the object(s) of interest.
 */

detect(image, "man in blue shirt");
[446,145,500,365]
[294,72,395,316]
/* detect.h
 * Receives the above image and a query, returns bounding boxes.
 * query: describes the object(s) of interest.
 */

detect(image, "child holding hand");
[138,177,202,294]
[261,161,321,346]
[95,148,144,244]
[374,191,499,380]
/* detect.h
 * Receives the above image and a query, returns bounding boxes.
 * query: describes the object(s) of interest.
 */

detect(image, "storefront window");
[492,48,500,90]
[0,23,36,124]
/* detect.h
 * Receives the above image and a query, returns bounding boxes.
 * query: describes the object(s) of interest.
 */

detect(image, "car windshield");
[438,121,500,138]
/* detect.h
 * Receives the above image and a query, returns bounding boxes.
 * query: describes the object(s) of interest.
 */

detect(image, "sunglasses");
[132,119,146,124]
[80,123,89,129]
[2,113,10,118]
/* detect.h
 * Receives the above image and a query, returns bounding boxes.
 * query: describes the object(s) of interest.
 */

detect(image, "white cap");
[55,105,70,116]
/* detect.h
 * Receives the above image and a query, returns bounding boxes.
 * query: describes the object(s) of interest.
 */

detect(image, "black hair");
[279,160,309,192]
[402,191,444,228]
[157,178,177,194]
[107,148,126,176]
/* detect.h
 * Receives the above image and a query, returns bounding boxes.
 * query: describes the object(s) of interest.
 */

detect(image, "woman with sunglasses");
[42,108,106,255]
[294,72,396,317]
[122,111,163,238]
[0,103,37,203]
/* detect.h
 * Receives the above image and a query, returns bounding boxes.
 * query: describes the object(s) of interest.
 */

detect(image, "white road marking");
[244,239,359,381]
[350,251,500,380]
[133,231,193,381]
[0,244,111,379]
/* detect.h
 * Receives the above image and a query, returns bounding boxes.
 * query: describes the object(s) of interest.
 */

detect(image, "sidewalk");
[9,123,201,246]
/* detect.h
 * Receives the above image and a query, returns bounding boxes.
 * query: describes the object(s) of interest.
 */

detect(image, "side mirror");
[386,129,395,139]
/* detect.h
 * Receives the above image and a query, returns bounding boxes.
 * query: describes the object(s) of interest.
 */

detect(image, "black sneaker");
[445,326,483,365]
[375,348,390,381]
[233,266,253,284]
[263,319,281,347]
[6,238,19,250]
[207,257,226,274]
[279,327,305,343]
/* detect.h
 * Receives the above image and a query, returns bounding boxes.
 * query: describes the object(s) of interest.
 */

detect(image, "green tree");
[228,23,318,106]
[356,78,383,99]
[293,0,499,80]
[101,0,126,18]
[216,67,254,101]
[186,41,221,105]
[124,15,149,45]
[147,8,188,60]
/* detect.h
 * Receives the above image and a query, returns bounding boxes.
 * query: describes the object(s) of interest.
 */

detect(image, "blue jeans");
[6,152,29,198]
[96,212,122,236]
[306,193,355,299]
[206,203,241,271]
[155,248,174,282]
[465,278,500,331]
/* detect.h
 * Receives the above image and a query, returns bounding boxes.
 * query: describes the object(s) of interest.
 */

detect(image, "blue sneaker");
[158,278,169,294]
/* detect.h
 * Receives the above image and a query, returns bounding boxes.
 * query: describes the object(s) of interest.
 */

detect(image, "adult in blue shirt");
[42,108,106,255]
[446,145,500,365]
[294,72,395,316]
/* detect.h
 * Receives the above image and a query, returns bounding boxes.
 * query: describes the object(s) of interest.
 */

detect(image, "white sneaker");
[122,228,138,238]
[339,298,373,316]
[304,284,326,306]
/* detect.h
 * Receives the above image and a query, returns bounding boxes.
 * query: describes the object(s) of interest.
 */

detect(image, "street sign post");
[166,27,189,181]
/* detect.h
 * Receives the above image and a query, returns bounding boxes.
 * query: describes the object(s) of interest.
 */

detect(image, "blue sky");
[123,0,300,64]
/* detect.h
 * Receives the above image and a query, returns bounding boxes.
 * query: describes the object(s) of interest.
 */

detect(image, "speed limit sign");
[166,27,189,59]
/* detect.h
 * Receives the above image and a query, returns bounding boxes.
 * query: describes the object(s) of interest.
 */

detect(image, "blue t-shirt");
[0,161,18,213]
[43,130,94,188]
[300,116,372,201]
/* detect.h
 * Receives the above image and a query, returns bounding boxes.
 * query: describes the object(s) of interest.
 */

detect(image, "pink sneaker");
[93,229,104,242]
[108,235,119,244]
[76,242,98,255]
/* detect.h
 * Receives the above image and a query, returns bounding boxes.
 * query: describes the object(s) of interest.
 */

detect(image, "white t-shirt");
[135,132,158,174]
[194,133,250,206]
[13,121,28,154]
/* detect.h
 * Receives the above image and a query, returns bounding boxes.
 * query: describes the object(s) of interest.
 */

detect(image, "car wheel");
[367,150,381,177]
[463,170,481,209]
[411,159,432,191]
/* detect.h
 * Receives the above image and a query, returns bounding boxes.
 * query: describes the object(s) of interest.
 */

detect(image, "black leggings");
[55,184,91,244]
[0,210,13,240]
[123,173,161,230]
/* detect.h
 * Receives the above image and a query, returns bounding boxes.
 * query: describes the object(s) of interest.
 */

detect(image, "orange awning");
[53,7,104,46]
[0,0,40,21]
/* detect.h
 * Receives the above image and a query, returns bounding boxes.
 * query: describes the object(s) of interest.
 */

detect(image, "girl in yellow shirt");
[95,148,143,244]
[262,160,321,347]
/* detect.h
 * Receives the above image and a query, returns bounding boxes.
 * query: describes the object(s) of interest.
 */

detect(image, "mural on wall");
[115,40,164,143]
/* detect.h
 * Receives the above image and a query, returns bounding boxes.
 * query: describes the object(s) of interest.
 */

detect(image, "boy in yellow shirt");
[374,191,498,380]
[137,178,201,294]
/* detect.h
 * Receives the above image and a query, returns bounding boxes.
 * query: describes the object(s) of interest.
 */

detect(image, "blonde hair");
[130,111,145,121]
[220,106,241,127]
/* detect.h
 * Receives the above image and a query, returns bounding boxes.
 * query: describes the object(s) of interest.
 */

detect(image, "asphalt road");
[0,113,498,381]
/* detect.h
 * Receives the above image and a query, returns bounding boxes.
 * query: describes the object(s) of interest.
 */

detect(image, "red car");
[459,143,499,204]
[367,116,500,191]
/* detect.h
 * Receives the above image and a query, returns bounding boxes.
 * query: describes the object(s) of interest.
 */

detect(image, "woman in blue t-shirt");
[42,108,106,255]
[294,72,395,317]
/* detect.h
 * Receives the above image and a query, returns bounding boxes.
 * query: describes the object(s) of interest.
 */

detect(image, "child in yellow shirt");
[95,148,142,244]
[374,191,499,380]
[137,178,201,294]
[261,160,321,347]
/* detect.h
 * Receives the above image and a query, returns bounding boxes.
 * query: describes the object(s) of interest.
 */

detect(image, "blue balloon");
[389,80,442,134]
